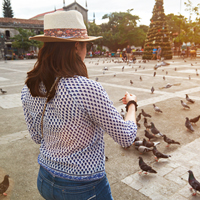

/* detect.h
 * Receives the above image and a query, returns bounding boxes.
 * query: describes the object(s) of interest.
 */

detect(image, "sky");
[1,0,200,25]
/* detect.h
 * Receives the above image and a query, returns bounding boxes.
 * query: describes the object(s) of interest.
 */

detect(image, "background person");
[152,46,157,60]
[126,45,132,61]
[21,10,137,200]
[157,46,162,60]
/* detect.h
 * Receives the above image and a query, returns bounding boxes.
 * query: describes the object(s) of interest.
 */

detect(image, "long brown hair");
[25,42,88,101]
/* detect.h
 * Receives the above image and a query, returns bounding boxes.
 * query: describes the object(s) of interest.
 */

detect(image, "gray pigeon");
[190,115,200,125]
[153,104,163,113]
[138,157,157,174]
[141,109,151,118]
[163,135,180,147]
[188,170,200,196]
[150,122,163,136]
[151,86,155,94]
[153,146,171,161]
[135,146,153,153]
[185,117,194,132]
[144,130,156,141]
[142,138,160,148]
[186,94,195,103]
[120,109,125,120]
[144,118,151,130]
[136,113,142,123]
[0,175,9,196]
[181,100,190,109]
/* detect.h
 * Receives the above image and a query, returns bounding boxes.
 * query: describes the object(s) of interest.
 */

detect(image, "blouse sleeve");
[21,86,43,144]
[77,81,137,147]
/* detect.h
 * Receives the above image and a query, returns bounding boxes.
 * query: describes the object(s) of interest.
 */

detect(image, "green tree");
[100,11,145,51]
[11,28,43,52]
[2,0,14,18]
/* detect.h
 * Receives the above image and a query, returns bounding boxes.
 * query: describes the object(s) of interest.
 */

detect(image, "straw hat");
[29,10,102,42]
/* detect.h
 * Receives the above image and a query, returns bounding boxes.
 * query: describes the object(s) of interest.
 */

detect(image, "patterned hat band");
[44,28,89,39]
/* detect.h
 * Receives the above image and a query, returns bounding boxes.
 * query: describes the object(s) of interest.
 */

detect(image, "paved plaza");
[0,57,200,199]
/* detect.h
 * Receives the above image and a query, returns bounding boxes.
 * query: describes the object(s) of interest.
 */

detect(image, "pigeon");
[142,138,160,148]
[188,170,200,196]
[135,145,153,153]
[190,115,200,125]
[95,77,99,82]
[137,122,141,128]
[140,76,142,81]
[153,146,171,161]
[166,71,168,75]
[153,72,156,77]
[136,113,142,123]
[186,94,195,103]
[151,86,155,94]
[130,80,133,85]
[144,118,151,130]
[153,104,163,113]
[175,67,177,71]
[105,156,108,161]
[181,100,190,109]
[141,109,151,118]
[154,64,161,70]
[163,76,165,80]
[104,67,108,70]
[138,157,157,174]
[0,89,7,94]
[120,109,125,120]
[163,135,180,147]
[185,117,194,132]
[122,66,124,71]
[144,130,156,141]
[114,73,116,77]
[0,175,9,196]
[134,140,143,146]
[159,83,181,89]
[150,122,163,136]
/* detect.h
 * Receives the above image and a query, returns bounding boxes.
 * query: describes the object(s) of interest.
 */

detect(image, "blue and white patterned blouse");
[21,76,137,181]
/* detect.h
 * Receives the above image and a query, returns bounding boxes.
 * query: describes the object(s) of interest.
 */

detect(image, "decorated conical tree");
[142,0,172,60]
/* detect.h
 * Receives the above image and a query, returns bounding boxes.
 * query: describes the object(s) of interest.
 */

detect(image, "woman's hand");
[122,91,137,105]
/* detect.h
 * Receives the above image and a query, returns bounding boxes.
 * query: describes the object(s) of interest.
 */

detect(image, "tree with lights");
[142,0,172,60]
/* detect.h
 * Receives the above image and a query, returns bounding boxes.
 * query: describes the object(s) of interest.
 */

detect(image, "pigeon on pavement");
[151,86,155,94]
[138,157,157,174]
[0,89,7,94]
[153,146,171,161]
[151,122,163,136]
[188,170,200,196]
[136,113,142,123]
[144,130,156,141]
[163,135,180,147]
[153,104,163,113]
[142,138,160,148]
[185,117,194,132]
[120,109,125,120]
[181,100,190,109]
[140,76,142,81]
[141,109,152,118]
[153,72,156,77]
[0,175,9,196]
[186,94,195,103]
[144,118,151,130]
[135,146,153,153]
[130,80,133,85]
[189,115,200,125]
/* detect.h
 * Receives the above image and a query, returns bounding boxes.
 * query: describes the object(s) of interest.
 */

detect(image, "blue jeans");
[37,166,113,200]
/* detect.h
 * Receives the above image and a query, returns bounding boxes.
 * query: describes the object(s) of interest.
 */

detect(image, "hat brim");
[29,35,102,42]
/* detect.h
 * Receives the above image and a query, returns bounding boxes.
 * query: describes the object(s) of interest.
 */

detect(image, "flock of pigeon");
[108,58,200,196]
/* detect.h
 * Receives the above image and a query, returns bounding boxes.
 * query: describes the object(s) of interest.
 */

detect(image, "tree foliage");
[2,0,14,18]
[11,28,43,51]
[99,11,147,51]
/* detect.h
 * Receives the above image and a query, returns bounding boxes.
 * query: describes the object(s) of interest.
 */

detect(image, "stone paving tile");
[168,193,188,200]
[0,93,22,109]
[0,130,29,145]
